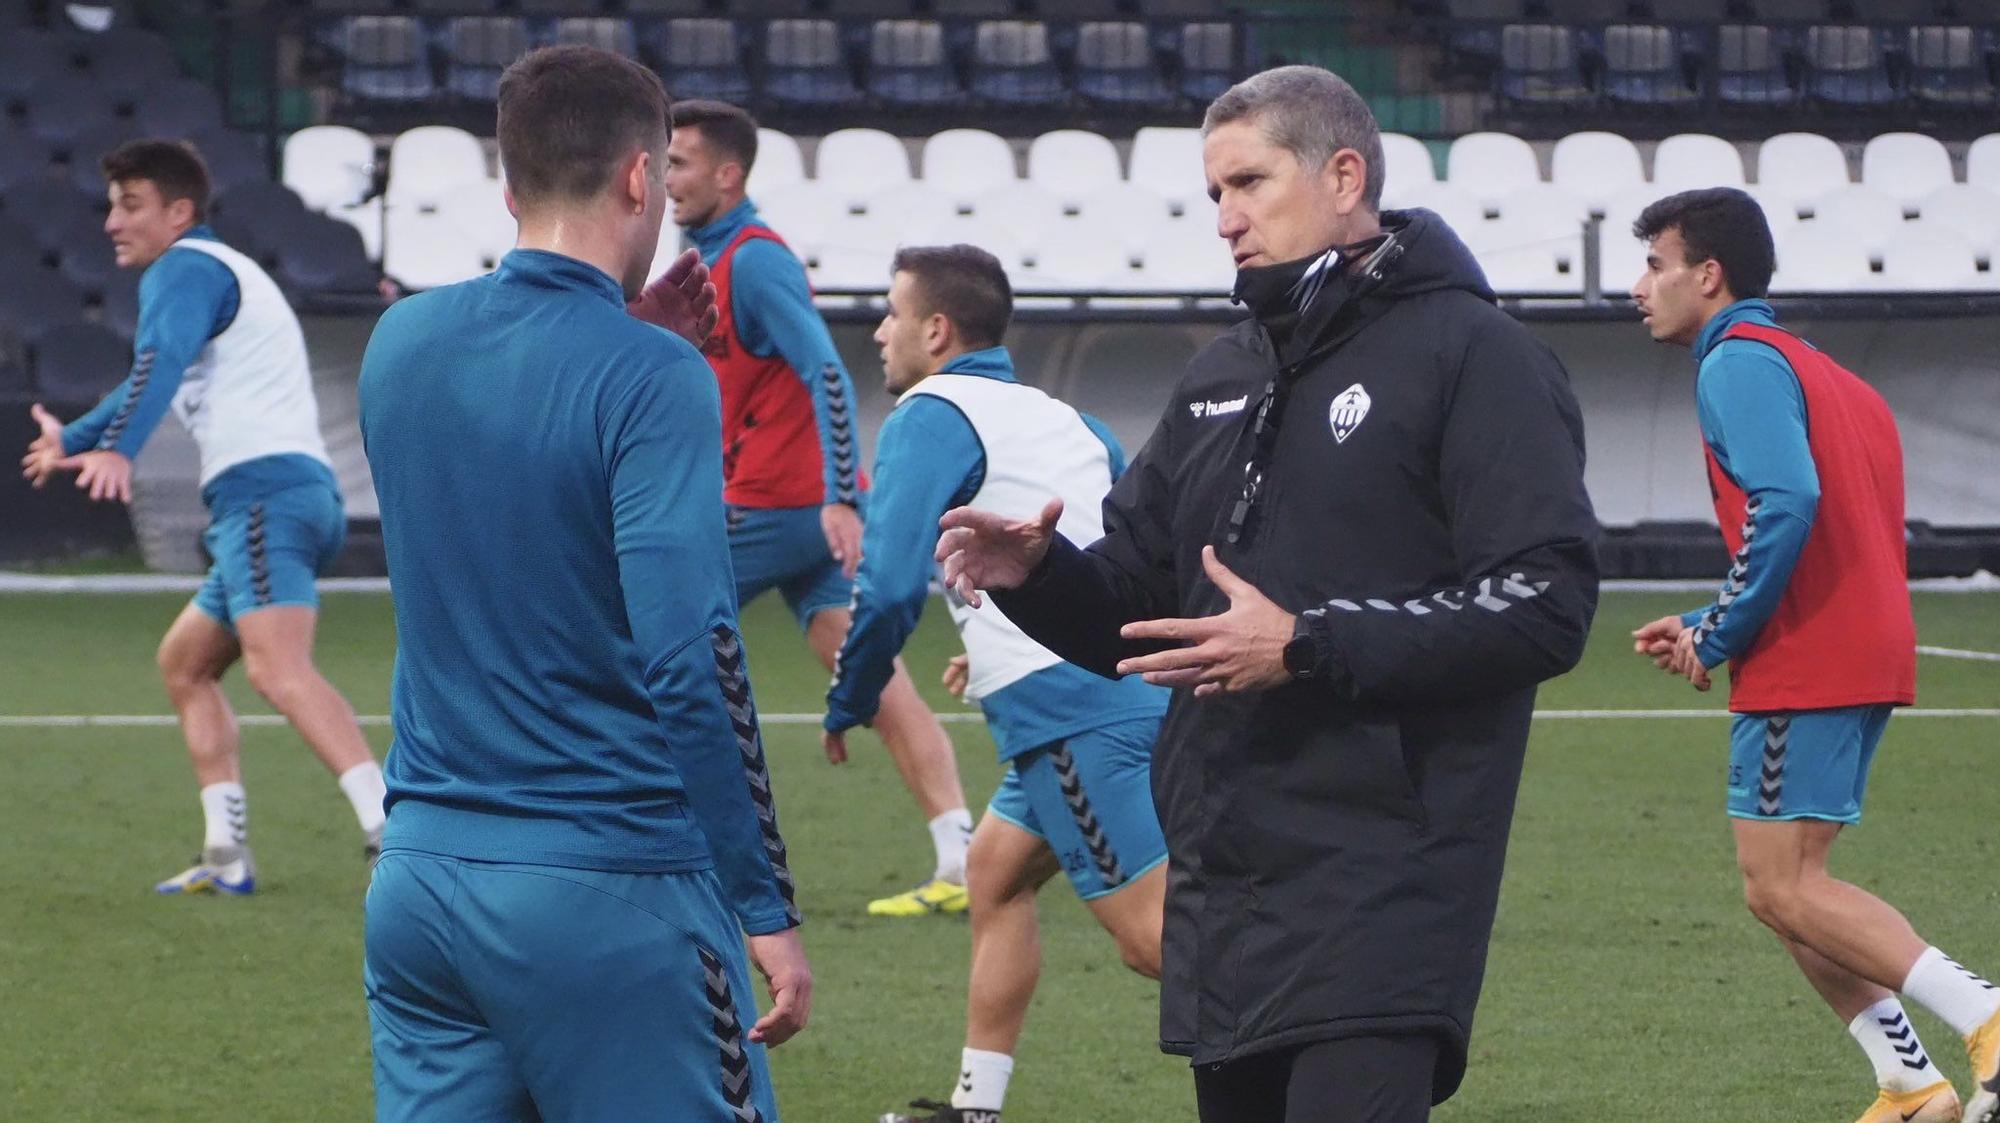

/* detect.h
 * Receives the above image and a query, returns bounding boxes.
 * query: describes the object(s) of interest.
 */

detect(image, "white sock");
[929,808,973,884]
[338,761,388,835]
[1903,946,2000,1037]
[1849,997,1940,1092]
[199,781,247,854]
[950,1047,1013,1112]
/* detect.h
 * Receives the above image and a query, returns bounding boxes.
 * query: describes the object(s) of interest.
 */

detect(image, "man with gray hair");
[935,64,1599,1120]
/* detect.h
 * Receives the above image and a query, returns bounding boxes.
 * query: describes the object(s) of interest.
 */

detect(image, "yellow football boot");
[1853,1082,1958,1123]
[1963,1006,2000,1123]
[866,878,970,917]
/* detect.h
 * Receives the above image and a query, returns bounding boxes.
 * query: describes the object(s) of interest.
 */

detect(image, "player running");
[358,46,808,1120]
[1628,187,2000,1123]
[819,246,1168,1123]
[664,99,975,917]
[20,138,383,896]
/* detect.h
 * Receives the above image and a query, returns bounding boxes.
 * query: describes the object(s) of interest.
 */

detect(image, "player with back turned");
[1629,186,2000,1123]
[358,45,808,1121]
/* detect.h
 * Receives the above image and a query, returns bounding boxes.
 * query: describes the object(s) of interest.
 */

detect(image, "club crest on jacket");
[1330,384,1371,443]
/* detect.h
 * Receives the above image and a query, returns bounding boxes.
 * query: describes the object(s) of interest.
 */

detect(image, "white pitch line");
[6,708,2000,731]
[1919,644,2000,663]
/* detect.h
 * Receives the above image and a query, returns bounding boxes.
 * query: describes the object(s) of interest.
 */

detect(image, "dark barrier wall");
[5,309,1997,568]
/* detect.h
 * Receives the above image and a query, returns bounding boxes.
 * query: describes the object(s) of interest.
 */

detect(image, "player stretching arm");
[22,139,382,895]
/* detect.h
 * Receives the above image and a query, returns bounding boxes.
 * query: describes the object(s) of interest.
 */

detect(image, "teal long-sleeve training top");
[359,249,799,935]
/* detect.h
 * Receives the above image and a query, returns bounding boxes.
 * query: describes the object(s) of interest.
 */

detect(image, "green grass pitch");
[2,589,1997,1120]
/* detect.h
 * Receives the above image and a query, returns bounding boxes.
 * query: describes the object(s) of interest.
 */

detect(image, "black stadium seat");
[191,128,271,195]
[136,77,226,138]
[54,211,119,296]
[32,322,131,404]
[276,214,380,297]
[0,267,88,354]
[0,128,56,195]
[67,120,143,196]
[73,27,181,107]
[23,74,121,152]
[0,30,69,107]
[1,181,104,255]
[99,270,140,340]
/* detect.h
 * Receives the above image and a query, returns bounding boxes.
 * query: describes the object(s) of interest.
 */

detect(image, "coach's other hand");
[935,497,1062,609]
[20,403,66,488]
[746,928,812,1047]
[1117,546,1293,696]
[627,248,719,348]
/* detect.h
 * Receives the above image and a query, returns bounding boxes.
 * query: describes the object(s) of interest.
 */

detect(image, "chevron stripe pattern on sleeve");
[821,363,860,505]
[1311,571,1552,618]
[1693,495,1760,651]
[98,347,156,449]
[710,626,802,926]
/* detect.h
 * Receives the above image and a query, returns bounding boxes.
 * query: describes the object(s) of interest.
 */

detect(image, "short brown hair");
[890,244,1013,350]
[498,45,670,208]
[100,138,211,220]
[1633,187,1775,300]
[669,99,759,174]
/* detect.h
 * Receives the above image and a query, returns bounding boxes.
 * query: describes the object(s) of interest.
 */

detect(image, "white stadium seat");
[1805,185,1906,255]
[1446,132,1541,210]
[969,184,1067,246]
[1744,185,1803,242]
[1551,131,1645,215]
[386,126,487,205]
[1755,132,1850,216]
[1026,129,1122,200]
[1967,133,2000,193]
[1128,126,1207,215]
[1878,223,2000,291]
[748,128,805,195]
[1379,131,1437,192]
[814,128,912,193]
[861,181,962,233]
[1770,223,1874,293]
[1138,224,1234,293]
[383,179,495,290]
[1393,182,1483,235]
[804,213,898,292]
[1467,187,1587,295]
[1596,188,1660,293]
[1017,228,1128,293]
[1861,132,1954,210]
[1650,133,1745,192]
[1068,182,1179,257]
[1913,184,2000,255]
[283,125,375,212]
[753,181,846,255]
[922,129,1018,194]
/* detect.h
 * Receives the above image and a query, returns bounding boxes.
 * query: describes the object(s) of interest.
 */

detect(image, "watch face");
[1283,635,1314,676]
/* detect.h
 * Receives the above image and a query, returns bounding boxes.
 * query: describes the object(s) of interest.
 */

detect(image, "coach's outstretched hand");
[935,497,1063,609]
[628,248,719,349]
[746,928,812,1047]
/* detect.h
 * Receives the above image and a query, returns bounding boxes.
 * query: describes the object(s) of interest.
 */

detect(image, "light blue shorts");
[986,717,1168,901]
[192,481,344,629]
[726,504,852,630]
[365,851,780,1123]
[1727,704,1894,824]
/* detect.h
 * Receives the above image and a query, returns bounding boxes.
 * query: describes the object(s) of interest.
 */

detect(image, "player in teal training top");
[357,47,809,1122]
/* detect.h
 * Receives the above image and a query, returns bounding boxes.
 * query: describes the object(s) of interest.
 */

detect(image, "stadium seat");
[1804,26,1899,106]
[755,181,847,249]
[748,128,805,195]
[861,181,962,233]
[32,321,128,401]
[66,120,140,196]
[193,129,270,196]
[3,182,102,254]
[341,16,436,104]
[1596,189,1657,293]
[1128,126,1206,215]
[1498,25,1596,108]
[763,19,864,107]
[387,127,488,207]
[1018,227,1132,294]
[814,128,911,194]
[1069,182,1179,258]
[0,30,67,107]
[1551,132,1645,215]
[0,267,85,357]
[1968,134,2000,193]
[1770,223,1874,292]
[1467,188,1585,294]
[867,20,966,106]
[53,210,117,294]
[1915,184,2000,252]
[1637,0,1731,18]
[549,18,638,57]
[135,76,224,138]
[1395,182,1485,235]
[383,184,495,290]
[1907,26,1996,109]
[1178,22,1236,103]
[934,0,1014,15]
[1602,24,1701,106]
[445,18,531,103]
[970,21,1066,105]
[1445,0,1522,67]
[284,125,377,214]
[1447,132,1541,212]
[72,27,178,107]
[1877,223,1999,291]
[1751,0,1832,18]
[1805,185,1907,255]
[1861,133,1954,210]
[922,129,1017,194]
[623,0,715,13]
[1075,22,1176,108]
[1026,130,1122,202]
[329,196,385,263]
[1135,224,1233,293]
[1716,24,1797,105]
[1650,132,1746,191]
[1379,132,1437,194]
[0,129,55,195]
[650,19,751,104]
[1756,132,1850,215]
[1743,184,1804,241]
[24,74,118,151]
[0,357,28,395]
[804,216,897,293]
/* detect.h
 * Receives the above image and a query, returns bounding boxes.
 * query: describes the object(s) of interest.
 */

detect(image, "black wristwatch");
[1282,612,1328,681]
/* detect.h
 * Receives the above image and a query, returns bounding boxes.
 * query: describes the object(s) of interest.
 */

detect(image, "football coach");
[935,65,1600,1122]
